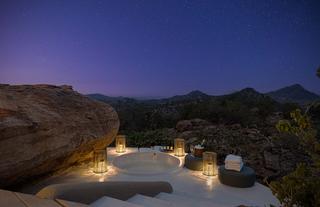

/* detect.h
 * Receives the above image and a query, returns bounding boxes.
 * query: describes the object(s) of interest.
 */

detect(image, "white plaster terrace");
[20,147,280,207]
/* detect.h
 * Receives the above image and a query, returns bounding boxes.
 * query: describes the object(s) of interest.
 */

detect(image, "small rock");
[176,120,193,132]
[263,150,280,171]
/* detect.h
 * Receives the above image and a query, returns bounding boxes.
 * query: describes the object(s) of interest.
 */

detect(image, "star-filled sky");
[0,0,319,97]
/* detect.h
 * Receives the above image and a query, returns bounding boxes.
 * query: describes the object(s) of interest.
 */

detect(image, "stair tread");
[156,192,218,207]
[56,199,89,207]
[90,196,143,207]
[156,192,252,207]
[16,192,62,207]
[0,190,26,207]
[128,194,181,207]
[173,189,256,206]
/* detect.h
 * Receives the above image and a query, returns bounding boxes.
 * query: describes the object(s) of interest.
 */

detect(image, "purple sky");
[0,0,319,97]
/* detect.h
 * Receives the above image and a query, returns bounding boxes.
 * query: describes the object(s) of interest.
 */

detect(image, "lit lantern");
[174,138,185,157]
[116,135,126,153]
[203,151,217,176]
[93,149,107,173]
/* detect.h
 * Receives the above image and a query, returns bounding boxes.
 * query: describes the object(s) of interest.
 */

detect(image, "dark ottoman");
[184,154,203,171]
[218,165,255,188]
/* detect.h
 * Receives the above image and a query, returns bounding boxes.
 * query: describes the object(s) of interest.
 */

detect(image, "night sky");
[1,0,319,97]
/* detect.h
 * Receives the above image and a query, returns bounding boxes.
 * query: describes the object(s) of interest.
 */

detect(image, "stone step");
[0,189,25,207]
[127,194,181,207]
[0,189,89,207]
[155,192,239,207]
[172,190,254,206]
[90,196,143,207]
[56,199,88,207]
[16,193,62,207]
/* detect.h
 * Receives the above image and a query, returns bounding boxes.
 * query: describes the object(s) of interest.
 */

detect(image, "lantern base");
[174,154,185,157]
[116,150,126,153]
[93,169,108,174]
[202,172,216,176]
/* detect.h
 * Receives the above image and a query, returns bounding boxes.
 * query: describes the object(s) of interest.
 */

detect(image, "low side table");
[184,153,203,171]
[218,165,256,188]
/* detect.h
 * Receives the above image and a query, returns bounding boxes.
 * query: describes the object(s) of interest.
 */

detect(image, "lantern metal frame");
[174,138,185,157]
[116,135,126,153]
[93,149,108,173]
[203,151,217,176]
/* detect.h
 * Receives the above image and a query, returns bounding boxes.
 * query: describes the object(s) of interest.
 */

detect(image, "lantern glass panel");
[174,138,185,157]
[116,135,126,153]
[93,149,107,173]
[203,151,217,176]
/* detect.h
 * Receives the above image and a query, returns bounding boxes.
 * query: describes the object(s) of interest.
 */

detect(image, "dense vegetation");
[88,85,319,148]
[90,88,294,133]
[269,71,320,207]
[270,108,320,207]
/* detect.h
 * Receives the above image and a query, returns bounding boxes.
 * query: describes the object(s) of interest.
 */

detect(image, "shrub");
[269,109,320,207]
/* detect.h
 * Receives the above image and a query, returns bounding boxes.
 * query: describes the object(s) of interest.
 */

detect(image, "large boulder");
[0,84,119,188]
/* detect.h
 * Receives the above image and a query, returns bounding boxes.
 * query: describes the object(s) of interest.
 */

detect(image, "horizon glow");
[0,0,319,97]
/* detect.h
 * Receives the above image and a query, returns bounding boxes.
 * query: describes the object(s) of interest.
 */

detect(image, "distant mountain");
[162,90,211,103]
[87,93,136,104]
[266,84,320,105]
[225,87,273,102]
[88,84,319,106]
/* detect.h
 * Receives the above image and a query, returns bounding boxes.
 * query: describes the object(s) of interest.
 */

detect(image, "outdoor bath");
[112,151,181,175]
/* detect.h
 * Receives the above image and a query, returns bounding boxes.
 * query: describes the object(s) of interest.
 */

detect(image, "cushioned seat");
[184,153,203,171]
[218,165,255,188]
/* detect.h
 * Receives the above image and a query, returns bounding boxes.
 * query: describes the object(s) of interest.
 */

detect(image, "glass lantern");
[93,149,107,173]
[116,135,126,153]
[203,151,217,176]
[174,138,185,157]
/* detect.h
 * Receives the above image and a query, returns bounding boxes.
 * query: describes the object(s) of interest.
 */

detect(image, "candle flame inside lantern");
[116,135,126,153]
[174,138,185,157]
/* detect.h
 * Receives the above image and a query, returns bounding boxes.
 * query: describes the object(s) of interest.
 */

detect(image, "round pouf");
[184,154,203,171]
[218,165,255,188]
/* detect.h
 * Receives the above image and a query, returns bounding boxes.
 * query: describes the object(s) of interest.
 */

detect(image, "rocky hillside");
[0,84,119,188]
[88,88,284,132]
[175,119,309,182]
[126,118,310,182]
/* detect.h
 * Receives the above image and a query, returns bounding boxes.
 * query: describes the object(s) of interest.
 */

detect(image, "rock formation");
[175,119,310,182]
[0,84,119,188]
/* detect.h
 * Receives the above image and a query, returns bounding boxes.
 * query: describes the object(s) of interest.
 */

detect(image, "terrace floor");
[20,147,280,206]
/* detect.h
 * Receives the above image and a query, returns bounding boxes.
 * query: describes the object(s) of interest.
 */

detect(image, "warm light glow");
[174,138,185,157]
[206,176,215,190]
[116,135,126,153]
[107,147,135,156]
[93,149,108,173]
[119,144,124,152]
[203,151,217,176]
[99,175,106,182]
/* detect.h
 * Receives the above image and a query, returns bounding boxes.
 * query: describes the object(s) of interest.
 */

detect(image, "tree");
[268,69,320,206]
